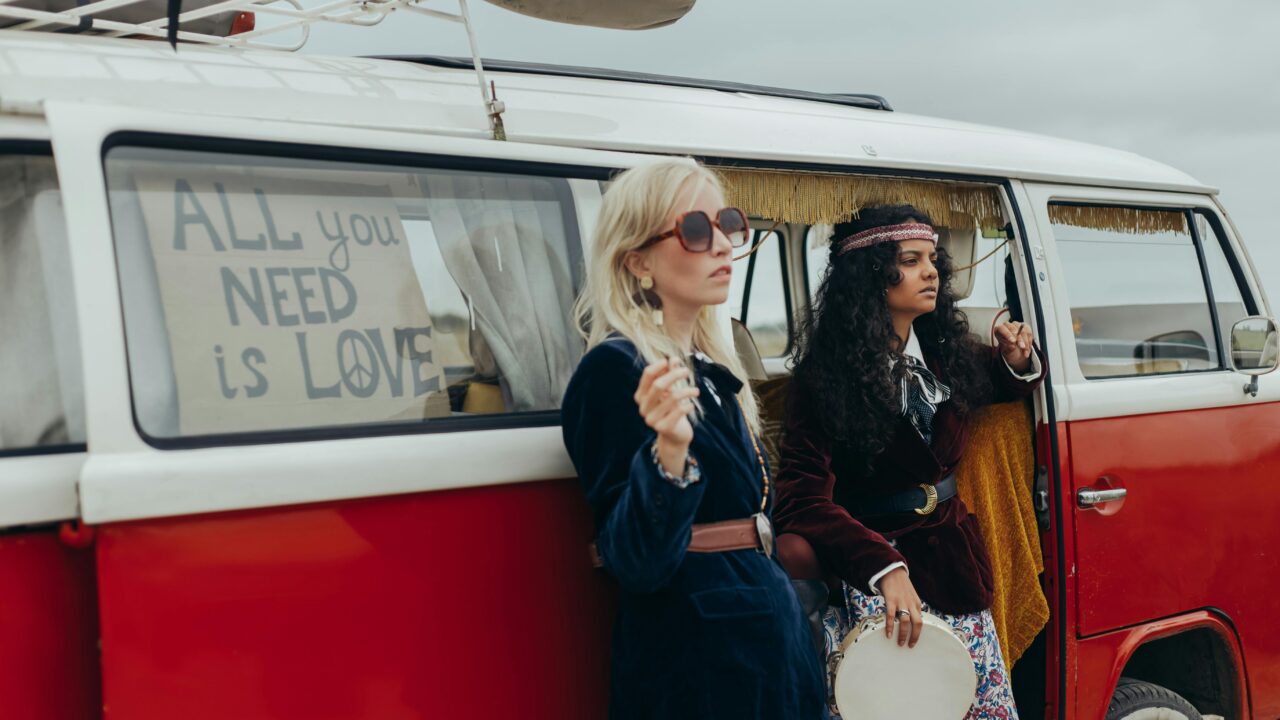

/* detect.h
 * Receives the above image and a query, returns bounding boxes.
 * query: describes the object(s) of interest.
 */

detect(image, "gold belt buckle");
[914,483,938,515]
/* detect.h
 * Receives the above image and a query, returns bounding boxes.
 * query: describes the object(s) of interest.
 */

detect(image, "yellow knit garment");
[955,401,1050,670]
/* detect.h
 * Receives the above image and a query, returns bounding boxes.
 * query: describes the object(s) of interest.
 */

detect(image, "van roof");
[0,31,1211,194]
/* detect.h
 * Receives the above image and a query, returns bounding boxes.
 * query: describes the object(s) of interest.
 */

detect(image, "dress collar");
[903,328,926,366]
[689,351,745,397]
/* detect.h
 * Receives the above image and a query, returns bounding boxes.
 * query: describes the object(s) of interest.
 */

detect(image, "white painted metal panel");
[0,30,1210,194]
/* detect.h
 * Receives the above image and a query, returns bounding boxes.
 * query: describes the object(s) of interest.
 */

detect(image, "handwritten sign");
[133,170,449,436]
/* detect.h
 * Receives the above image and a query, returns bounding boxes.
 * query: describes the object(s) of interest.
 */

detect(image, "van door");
[0,140,101,719]
[1024,183,1280,712]
[48,100,656,720]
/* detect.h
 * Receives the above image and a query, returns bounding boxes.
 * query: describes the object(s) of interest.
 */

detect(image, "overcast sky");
[306,0,1280,310]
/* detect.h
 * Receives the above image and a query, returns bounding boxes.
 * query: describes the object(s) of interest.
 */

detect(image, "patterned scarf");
[897,355,952,446]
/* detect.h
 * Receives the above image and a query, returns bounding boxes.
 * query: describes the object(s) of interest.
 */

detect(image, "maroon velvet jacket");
[773,346,1046,615]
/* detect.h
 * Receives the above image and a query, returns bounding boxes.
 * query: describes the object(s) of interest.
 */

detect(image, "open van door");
[47,99,660,719]
[1023,182,1272,717]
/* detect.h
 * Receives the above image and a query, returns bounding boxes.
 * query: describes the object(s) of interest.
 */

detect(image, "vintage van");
[0,7,1276,720]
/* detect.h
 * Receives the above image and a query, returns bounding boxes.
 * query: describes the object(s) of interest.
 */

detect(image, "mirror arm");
[1245,375,1260,398]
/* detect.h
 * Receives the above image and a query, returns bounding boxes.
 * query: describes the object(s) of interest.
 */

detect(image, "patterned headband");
[834,222,939,257]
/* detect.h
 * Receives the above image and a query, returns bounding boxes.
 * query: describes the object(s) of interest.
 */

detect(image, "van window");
[805,225,830,300]
[955,228,1018,343]
[105,145,593,442]
[1193,210,1254,338]
[0,154,85,453]
[729,228,789,357]
[1049,204,1225,379]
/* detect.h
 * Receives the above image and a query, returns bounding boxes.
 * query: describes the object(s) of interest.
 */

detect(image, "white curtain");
[421,171,583,412]
[0,156,84,450]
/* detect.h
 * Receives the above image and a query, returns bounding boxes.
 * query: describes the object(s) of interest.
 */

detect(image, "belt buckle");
[753,513,775,557]
[914,483,938,515]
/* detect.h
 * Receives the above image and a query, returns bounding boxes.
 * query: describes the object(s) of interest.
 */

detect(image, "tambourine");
[831,611,977,719]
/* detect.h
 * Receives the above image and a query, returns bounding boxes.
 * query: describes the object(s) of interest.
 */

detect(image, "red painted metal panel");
[95,478,615,719]
[0,529,102,719]
[1073,612,1248,720]
[1067,401,1280,716]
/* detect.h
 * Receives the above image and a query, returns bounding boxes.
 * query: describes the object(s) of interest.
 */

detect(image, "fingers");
[999,322,1034,356]
[884,601,922,648]
[634,358,682,403]
[908,607,923,648]
[645,387,699,433]
[634,361,690,416]
[634,359,669,401]
[896,607,912,647]
[640,375,695,420]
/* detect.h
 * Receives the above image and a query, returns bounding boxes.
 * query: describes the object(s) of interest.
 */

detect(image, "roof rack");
[0,0,508,137]
[381,55,894,112]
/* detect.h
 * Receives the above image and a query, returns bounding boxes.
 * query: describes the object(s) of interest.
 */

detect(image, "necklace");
[736,397,770,513]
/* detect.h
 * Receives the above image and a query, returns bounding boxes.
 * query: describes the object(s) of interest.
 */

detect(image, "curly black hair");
[790,204,992,468]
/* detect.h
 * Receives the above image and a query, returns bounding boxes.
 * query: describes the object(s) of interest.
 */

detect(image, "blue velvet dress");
[561,338,827,720]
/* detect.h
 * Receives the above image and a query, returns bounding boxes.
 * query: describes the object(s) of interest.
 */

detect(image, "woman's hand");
[996,320,1034,374]
[879,567,923,648]
[634,358,700,475]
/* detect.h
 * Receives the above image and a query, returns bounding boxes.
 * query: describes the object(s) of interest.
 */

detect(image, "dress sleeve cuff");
[1002,347,1043,381]
[868,561,908,595]
[650,443,701,489]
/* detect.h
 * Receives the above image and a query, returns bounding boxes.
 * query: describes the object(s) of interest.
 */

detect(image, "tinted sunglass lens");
[719,208,750,247]
[679,211,714,251]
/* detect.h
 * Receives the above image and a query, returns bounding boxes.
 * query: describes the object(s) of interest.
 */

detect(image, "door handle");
[1077,487,1127,508]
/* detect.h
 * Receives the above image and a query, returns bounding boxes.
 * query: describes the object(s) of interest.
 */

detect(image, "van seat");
[461,381,506,414]
[732,318,769,382]
[962,306,1003,346]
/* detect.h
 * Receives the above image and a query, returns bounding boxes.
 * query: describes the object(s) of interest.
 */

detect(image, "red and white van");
[0,9,1275,719]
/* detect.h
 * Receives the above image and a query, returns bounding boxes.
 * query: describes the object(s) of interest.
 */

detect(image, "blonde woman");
[561,159,827,719]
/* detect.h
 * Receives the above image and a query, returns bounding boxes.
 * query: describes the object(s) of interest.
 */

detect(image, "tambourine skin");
[833,612,977,719]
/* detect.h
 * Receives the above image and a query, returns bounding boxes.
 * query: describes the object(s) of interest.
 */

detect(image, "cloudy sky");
[307,0,1280,309]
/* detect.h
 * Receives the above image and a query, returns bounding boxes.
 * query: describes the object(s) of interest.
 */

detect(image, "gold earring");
[633,276,664,326]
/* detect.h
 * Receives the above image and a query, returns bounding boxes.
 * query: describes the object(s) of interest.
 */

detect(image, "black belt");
[849,473,957,518]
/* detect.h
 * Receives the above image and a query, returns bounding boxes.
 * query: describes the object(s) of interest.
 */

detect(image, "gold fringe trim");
[1047,205,1187,234]
[716,167,1006,230]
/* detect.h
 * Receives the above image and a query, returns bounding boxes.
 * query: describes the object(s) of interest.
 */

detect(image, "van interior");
[716,167,1050,714]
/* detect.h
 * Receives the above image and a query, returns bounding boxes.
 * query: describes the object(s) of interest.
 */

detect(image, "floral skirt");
[821,582,1018,720]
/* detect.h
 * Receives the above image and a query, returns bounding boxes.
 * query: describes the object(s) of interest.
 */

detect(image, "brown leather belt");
[590,514,775,569]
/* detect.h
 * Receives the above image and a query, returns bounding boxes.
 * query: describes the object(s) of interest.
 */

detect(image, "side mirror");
[1229,316,1279,396]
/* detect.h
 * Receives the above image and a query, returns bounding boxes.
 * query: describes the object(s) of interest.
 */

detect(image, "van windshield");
[105,144,594,442]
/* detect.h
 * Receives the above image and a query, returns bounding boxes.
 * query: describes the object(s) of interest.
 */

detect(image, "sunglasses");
[640,207,751,253]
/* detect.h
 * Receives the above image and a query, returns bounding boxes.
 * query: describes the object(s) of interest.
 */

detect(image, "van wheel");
[1105,678,1202,720]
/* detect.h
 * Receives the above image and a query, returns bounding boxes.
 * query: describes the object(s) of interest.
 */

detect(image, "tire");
[1105,678,1202,720]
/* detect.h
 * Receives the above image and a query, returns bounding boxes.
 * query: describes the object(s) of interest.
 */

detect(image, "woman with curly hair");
[774,204,1043,718]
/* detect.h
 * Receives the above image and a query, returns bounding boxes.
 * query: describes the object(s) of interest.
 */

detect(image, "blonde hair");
[574,158,761,434]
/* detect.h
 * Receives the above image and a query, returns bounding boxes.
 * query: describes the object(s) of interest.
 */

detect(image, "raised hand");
[995,320,1034,374]
[634,358,700,475]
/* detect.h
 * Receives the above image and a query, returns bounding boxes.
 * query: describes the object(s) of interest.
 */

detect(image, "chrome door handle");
[1077,487,1127,508]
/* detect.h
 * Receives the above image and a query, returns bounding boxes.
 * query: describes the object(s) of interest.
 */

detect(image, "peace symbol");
[338,331,379,398]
